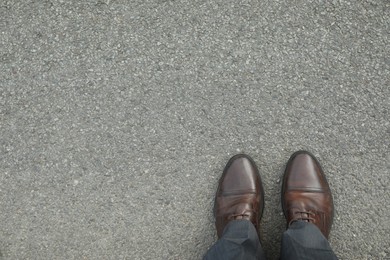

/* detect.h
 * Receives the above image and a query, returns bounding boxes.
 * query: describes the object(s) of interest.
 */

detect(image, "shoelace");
[227,210,256,220]
[288,211,315,226]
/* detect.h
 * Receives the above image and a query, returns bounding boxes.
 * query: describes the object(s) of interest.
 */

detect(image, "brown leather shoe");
[214,154,264,238]
[282,151,334,238]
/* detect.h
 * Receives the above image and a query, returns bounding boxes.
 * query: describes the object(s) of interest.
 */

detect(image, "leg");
[280,221,337,260]
[204,220,266,260]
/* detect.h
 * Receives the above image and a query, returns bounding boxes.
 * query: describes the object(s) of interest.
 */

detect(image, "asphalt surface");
[1,0,389,259]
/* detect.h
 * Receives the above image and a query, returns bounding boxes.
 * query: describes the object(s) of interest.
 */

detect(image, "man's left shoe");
[214,154,264,238]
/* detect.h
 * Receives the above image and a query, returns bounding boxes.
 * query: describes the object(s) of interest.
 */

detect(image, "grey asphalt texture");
[0,0,389,259]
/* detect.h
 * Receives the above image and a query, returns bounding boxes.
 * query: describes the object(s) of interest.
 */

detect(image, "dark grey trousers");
[204,220,338,260]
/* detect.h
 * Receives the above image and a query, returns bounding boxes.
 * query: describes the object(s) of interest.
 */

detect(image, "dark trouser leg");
[280,221,338,260]
[204,220,266,260]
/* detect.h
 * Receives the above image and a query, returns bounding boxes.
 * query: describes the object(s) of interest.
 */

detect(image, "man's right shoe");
[282,151,334,238]
[214,154,264,238]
